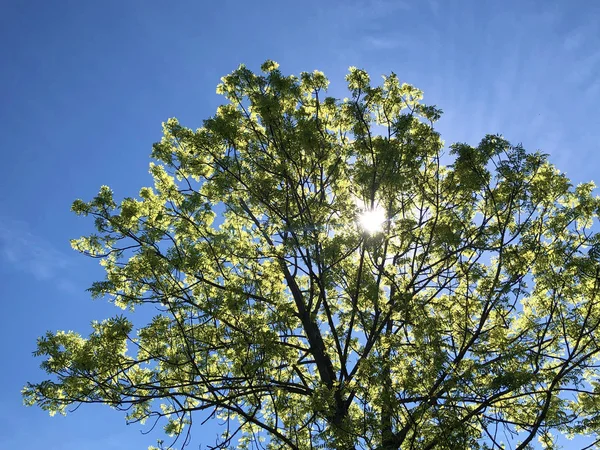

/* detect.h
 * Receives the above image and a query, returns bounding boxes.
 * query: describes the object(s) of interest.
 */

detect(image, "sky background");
[1,0,599,448]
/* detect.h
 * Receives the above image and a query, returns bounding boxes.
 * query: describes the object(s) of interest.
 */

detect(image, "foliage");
[24,61,600,450]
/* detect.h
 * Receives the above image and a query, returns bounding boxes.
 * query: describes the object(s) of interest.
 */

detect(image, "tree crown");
[24,61,600,450]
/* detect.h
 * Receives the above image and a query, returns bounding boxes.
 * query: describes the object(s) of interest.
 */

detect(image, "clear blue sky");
[1,0,599,448]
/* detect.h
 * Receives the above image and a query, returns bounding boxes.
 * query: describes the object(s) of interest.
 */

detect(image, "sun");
[358,206,386,233]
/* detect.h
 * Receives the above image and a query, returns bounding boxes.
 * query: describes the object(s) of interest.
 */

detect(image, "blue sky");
[1,0,599,448]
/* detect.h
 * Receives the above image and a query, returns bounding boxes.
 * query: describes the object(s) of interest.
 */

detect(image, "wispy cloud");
[427,0,440,17]
[362,35,408,51]
[563,27,586,51]
[0,218,78,292]
[350,0,411,19]
[329,0,411,29]
[566,46,600,83]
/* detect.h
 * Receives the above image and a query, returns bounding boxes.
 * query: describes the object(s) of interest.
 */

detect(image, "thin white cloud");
[356,0,411,18]
[428,0,439,17]
[362,35,406,50]
[568,49,600,85]
[586,79,600,98]
[332,0,411,25]
[563,28,585,51]
[0,218,78,292]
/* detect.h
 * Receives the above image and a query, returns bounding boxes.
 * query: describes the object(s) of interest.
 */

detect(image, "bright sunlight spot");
[358,207,386,233]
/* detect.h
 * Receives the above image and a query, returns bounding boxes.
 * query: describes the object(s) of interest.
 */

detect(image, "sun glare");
[358,207,386,233]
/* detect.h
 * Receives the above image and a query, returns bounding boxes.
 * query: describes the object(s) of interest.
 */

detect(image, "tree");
[24,60,600,450]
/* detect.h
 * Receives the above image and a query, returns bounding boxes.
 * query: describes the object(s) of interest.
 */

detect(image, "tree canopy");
[24,61,600,450]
